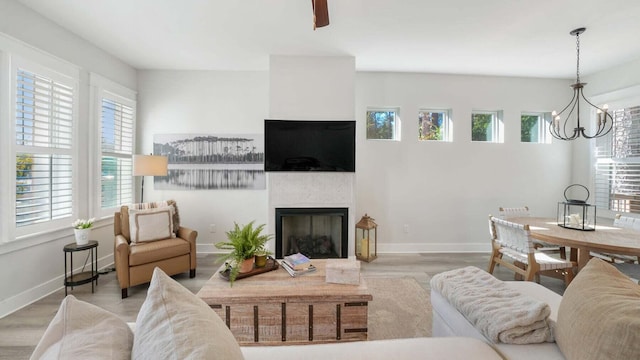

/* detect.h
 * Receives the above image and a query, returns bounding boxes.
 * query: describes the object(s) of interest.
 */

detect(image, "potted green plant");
[215,221,273,284]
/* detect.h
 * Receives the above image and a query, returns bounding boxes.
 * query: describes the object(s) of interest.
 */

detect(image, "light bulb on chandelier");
[549,27,613,140]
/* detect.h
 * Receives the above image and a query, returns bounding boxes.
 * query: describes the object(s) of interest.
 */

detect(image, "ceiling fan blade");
[312,0,329,29]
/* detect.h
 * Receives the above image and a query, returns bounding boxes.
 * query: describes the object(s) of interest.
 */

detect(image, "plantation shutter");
[15,69,74,227]
[100,97,134,209]
[594,105,640,213]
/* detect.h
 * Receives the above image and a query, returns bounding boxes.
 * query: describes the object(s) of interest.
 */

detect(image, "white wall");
[0,1,136,317]
[355,72,573,252]
[136,70,269,252]
[139,69,575,255]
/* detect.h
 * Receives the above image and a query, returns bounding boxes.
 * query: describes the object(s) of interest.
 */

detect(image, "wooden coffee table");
[196,259,373,346]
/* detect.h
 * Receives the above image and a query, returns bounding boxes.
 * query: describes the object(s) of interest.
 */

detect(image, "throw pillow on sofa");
[132,267,244,360]
[29,295,133,360]
[555,258,640,360]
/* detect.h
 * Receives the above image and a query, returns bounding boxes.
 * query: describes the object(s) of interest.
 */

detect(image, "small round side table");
[63,240,99,296]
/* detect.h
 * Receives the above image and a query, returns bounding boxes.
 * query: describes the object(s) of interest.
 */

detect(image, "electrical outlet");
[403,224,410,233]
[209,224,216,233]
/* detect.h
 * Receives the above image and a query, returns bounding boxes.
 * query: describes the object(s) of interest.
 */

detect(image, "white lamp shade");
[133,155,168,176]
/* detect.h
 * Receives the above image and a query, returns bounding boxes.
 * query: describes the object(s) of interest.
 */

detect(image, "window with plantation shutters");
[100,95,134,209]
[15,69,74,227]
[594,105,640,214]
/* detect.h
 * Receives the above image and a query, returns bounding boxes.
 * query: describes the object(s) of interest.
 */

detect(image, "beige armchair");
[114,200,197,298]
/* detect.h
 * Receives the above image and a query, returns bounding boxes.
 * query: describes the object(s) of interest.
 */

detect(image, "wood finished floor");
[0,253,566,359]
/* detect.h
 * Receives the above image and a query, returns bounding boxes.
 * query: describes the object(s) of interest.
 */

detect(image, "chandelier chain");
[575,32,580,83]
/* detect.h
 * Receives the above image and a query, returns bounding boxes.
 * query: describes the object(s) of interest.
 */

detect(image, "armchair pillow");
[129,200,181,236]
[128,205,176,243]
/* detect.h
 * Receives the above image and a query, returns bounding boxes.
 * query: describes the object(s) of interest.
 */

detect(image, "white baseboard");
[378,242,491,253]
[0,254,114,318]
[198,242,491,254]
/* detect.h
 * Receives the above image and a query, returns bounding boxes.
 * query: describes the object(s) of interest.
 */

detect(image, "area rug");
[364,277,432,340]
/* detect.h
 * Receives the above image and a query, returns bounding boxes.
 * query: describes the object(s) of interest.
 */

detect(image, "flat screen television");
[264,120,356,172]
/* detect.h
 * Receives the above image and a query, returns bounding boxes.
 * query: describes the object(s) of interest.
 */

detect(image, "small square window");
[472,111,503,143]
[366,108,400,140]
[521,112,551,144]
[419,109,451,141]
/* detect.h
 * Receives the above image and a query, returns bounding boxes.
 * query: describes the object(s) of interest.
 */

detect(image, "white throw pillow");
[132,268,244,360]
[129,205,175,243]
[29,295,133,360]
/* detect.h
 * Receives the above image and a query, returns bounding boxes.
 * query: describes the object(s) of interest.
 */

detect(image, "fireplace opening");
[275,208,348,259]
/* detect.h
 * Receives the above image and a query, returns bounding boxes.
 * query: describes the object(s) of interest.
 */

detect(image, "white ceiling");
[15,0,640,79]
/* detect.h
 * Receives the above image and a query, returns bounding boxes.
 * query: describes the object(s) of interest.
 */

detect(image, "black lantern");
[557,184,596,231]
[355,214,377,262]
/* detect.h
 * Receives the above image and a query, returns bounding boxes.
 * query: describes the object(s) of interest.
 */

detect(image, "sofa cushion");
[241,337,503,360]
[129,205,176,243]
[29,295,133,360]
[132,268,244,360]
[555,258,640,360]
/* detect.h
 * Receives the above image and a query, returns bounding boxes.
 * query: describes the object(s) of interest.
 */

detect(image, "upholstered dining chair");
[488,216,576,286]
[498,206,566,259]
[590,214,640,264]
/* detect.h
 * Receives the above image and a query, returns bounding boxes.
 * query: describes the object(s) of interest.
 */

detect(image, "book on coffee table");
[280,259,316,277]
[283,252,311,270]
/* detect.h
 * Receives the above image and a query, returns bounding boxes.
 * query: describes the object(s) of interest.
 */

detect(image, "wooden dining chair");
[488,216,576,286]
[590,214,640,264]
[498,206,567,259]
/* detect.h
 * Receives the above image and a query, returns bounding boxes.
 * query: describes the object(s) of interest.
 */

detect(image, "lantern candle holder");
[557,184,596,231]
[355,214,377,262]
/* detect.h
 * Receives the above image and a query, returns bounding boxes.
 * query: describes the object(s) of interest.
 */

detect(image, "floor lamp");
[133,154,168,203]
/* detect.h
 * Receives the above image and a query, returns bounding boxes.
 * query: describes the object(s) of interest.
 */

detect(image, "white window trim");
[366,107,401,141]
[0,36,83,253]
[89,73,137,220]
[419,108,452,142]
[472,110,503,143]
[521,112,552,144]
[10,55,80,241]
[590,84,640,219]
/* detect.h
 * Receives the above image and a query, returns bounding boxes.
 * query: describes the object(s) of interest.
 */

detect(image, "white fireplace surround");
[267,172,356,257]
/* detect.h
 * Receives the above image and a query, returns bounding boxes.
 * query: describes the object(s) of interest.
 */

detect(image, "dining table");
[506,217,640,271]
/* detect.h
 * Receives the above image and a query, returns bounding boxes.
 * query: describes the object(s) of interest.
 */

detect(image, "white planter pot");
[74,228,91,245]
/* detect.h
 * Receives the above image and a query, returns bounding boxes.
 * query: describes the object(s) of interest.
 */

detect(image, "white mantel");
[267,172,356,256]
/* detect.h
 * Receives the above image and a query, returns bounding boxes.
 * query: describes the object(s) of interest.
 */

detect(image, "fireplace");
[275,208,348,259]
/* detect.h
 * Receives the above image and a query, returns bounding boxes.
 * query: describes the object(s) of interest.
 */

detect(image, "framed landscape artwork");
[153,133,265,190]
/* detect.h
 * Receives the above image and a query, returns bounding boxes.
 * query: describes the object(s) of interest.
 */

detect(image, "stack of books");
[281,252,316,277]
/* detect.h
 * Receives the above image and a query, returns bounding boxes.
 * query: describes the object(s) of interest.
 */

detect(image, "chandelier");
[549,28,613,140]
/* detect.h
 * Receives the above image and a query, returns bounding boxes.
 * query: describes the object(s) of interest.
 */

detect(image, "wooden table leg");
[577,248,590,271]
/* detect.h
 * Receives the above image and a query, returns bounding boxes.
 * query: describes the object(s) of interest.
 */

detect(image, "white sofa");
[30,259,640,360]
[431,258,640,360]
[432,281,565,360]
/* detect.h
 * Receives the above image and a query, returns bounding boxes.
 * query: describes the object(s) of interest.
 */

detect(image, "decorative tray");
[218,256,280,281]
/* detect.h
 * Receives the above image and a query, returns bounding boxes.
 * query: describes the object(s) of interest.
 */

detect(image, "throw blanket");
[430,266,553,344]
